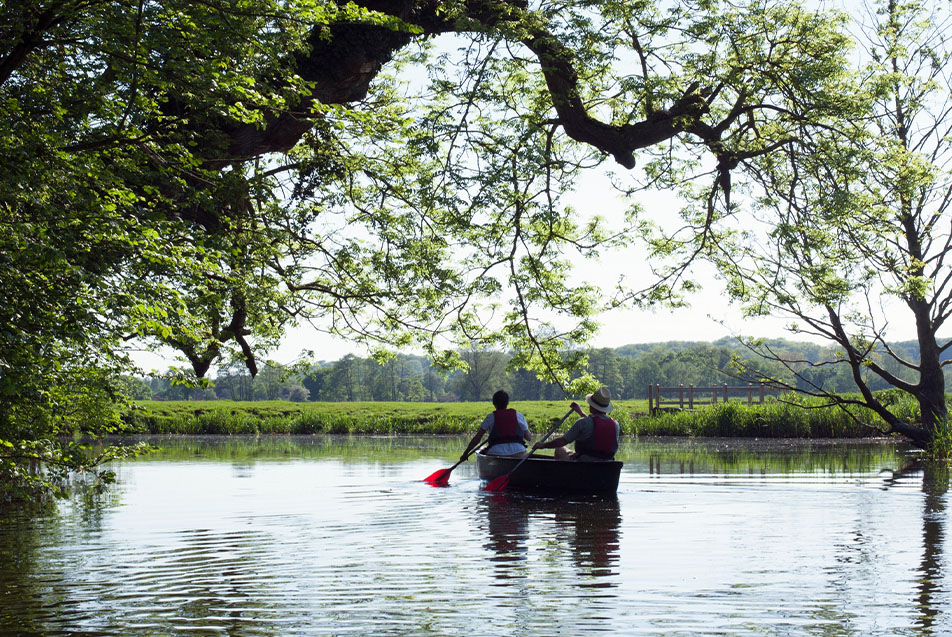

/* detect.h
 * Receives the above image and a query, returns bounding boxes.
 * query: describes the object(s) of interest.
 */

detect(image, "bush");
[632,395,890,438]
[121,396,908,439]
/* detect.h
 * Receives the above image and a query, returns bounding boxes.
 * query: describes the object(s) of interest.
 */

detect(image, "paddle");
[423,443,486,485]
[482,403,585,492]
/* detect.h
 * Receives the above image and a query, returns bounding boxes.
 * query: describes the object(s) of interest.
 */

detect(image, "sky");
[130,286,796,372]
[128,168,869,374]
[126,5,930,373]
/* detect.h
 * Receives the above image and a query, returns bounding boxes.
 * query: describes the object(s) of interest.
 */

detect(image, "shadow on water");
[915,461,949,631]
[873,457,950,632]
[476,492,622,588]
[0,512,50,635]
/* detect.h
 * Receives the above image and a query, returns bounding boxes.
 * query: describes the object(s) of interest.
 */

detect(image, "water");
[0,436,949,635]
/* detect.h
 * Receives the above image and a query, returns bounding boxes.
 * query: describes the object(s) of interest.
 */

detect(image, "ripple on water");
[0,444,949,635]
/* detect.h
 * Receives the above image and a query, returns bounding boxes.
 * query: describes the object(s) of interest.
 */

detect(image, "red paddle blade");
[482,474,510,492]
[423,468,452,484]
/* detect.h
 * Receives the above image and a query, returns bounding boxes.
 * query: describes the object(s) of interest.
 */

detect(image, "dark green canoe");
[476,451,622,493]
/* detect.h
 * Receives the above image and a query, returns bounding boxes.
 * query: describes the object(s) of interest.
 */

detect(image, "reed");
[122,395,922,439]
[631,394,901,438]
[122,400,609,435]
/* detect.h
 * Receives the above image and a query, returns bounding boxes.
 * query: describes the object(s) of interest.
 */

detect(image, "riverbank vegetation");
[5,0,952,505]
[123,394,916,439]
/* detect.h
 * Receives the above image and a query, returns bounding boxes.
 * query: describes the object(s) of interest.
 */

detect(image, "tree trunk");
[915,306,947,446]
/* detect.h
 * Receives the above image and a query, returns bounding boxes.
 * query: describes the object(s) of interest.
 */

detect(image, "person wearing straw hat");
[533,386,619,461]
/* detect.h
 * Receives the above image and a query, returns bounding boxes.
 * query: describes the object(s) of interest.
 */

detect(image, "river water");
[0,436,948,635]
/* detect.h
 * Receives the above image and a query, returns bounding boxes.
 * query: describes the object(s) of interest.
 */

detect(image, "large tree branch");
[0,1,86,86]
[517,24,709,168]
[221,0,720,171]
[222,0,451,161]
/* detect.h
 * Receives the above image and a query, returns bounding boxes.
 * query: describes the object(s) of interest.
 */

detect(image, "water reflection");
[917,462,949,630]
[635,438,916,476]
[121,434,916,476]
[2,437,950,635]
[0,510,52,635]
[478,493,622,589]
[482,494,530,571]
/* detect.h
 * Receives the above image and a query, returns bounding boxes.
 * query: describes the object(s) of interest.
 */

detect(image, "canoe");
[476,451,623,493]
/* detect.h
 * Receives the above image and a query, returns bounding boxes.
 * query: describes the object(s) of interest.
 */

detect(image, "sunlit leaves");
[0,0,372,501]
[690,0,952,445]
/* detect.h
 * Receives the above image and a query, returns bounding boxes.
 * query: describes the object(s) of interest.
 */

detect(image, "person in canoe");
[459,390,532,460]
[533,386,619,461]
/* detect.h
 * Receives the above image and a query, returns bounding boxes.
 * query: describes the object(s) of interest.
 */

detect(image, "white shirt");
[480,411,530,455]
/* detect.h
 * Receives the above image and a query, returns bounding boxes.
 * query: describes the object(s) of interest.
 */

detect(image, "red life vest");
[487,409,525,447]
[574,415,618,459]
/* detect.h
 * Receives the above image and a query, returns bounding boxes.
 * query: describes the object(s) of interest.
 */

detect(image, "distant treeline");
[131,338,940,403]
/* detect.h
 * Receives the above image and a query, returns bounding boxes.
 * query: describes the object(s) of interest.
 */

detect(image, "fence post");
[679,384,684,409]
[747,384,753,405]
[760,383,765,404]
[724,384,729,403]
[648,384,653,414]
[688,385,694,409]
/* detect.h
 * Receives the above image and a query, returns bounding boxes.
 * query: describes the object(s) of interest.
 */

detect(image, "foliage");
[123,394,911,439]
[636,0,952,449]
[122,399,644,435]
[0,0,886,500]
[927,418,952,460]
[0,361,150,505]
[0,0,342,501]
[638,395,901,438]
[137,337,944,405]
[0,436,150,507]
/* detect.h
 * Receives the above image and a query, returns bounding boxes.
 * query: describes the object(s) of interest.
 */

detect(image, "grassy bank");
[121,400,641,435]
[122,395,907,439]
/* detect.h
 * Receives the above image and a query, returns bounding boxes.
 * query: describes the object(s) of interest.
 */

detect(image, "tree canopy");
[5,0,934,500]
[649,0,952,452]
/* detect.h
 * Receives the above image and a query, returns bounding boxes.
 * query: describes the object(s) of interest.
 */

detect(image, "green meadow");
[122,395,907,439]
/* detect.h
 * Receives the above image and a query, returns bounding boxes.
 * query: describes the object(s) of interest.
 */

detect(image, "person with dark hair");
[459,390,532,460]
[534,386,619,461]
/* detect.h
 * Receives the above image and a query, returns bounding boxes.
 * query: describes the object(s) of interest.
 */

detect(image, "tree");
[680,0,952,452]
[628,356,662,399]
[587,349,624,395]
[1,0,858,499]
[325,355,366,402]
[5,0,852,375]
[451,349,510,401]
[287,385,311,403]
[422,367,447,402]
[214,361,255,402]
[302,365,331,402]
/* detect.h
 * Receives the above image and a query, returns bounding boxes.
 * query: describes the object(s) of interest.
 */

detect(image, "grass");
[121,396,901,439]
[637,399,880,438]
[122,400,646,435]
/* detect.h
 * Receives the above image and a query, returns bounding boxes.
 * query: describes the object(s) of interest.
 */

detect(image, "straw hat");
[586,386,613,414]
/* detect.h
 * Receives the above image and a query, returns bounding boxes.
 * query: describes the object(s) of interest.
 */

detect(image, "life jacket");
[487,409,525,447]
[574,414,618,459]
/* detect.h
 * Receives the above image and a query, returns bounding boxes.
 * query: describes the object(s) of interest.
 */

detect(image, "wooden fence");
[647,383,784,415]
